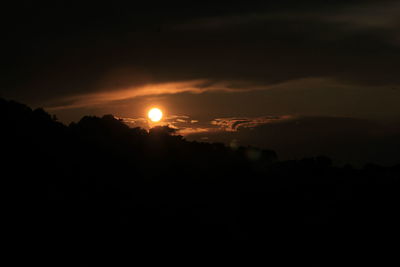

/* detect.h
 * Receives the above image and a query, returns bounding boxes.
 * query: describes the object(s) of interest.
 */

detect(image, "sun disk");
[148,108,163,122]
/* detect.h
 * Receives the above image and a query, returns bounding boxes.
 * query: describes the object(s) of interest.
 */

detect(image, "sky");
[2,1,400,165]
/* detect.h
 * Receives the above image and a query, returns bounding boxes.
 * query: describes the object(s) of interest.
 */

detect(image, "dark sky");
[2,1,400,164]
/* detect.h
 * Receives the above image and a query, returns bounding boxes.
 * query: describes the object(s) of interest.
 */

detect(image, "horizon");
[2,96,400,167]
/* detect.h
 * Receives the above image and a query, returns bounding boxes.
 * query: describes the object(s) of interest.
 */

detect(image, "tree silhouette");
[1,97,400,264]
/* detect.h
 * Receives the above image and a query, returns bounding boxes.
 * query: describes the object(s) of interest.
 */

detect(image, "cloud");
[119,113,294,138]
[165,115,190,120]
[186,116,400,166]
[325,2,400,30]
[46,77,372,111]
[45,79,263,111]
[119,113,205,133]
[211,116,293,131]
[170,1,400,32]
[177,127,213,135]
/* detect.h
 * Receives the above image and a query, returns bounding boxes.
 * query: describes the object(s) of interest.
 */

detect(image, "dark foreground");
[2,98,400,265]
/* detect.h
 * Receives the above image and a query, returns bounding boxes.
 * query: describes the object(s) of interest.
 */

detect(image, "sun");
[148,108,163,122]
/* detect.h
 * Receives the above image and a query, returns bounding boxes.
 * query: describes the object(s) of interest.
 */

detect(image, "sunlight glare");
[148,108,163,122]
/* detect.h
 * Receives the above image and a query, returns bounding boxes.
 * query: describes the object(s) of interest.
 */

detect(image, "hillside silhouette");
[2,98,400,265]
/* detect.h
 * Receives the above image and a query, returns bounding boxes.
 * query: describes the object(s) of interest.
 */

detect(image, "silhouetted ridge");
[1,98,400,264]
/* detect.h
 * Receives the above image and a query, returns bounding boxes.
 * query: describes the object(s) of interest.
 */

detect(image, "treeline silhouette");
[2,98,400,264]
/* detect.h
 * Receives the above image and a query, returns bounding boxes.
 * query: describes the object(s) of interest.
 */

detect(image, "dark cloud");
[211,116,291,131]
[185,116,400,166]
[2,1,400,107]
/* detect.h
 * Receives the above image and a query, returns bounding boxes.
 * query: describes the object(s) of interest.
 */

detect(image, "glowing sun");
[148,108,163,122]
